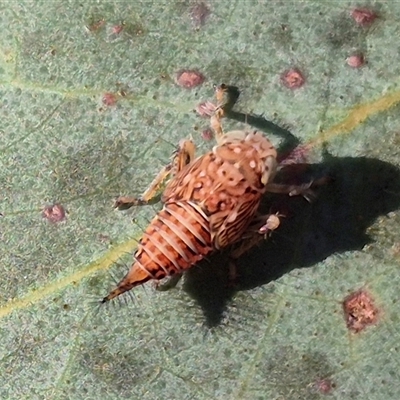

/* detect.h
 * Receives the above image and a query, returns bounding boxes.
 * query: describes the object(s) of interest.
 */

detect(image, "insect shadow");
[216,85,301,155]
[183,111,400,327]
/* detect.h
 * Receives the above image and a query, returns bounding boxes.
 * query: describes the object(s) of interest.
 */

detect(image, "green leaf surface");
[1,1,400,399]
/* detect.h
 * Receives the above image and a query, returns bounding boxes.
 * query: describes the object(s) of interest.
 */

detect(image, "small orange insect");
[102,84,309,303]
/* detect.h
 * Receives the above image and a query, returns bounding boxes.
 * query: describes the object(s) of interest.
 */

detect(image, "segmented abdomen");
[102,201,212,302]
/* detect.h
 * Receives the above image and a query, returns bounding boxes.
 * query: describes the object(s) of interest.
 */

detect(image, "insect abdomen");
[102,201,212,302]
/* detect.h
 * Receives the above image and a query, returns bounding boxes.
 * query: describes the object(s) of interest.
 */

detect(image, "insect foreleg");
[229,211,282,256]
[227,211,284,285]
[265,174,330,203]
[114,139,196,210]
[265,181,316,202]
[231,233,264,260]
[210,84,231,141]
[114,165,173,210]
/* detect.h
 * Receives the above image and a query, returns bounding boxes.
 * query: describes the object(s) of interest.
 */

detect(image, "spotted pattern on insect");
[102,130,277,303]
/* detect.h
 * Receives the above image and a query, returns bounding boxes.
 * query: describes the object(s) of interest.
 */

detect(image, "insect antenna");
[142,213,154,227]
[132,212,153,233]
[150,199,163,212]
[155,135,176,150]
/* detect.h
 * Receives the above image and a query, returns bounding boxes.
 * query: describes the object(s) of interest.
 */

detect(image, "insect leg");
[114,164,173,209]
[231,232,264,260]
[265,175,329,202]
[227,211,285,285]
[171,139,196,174]
[265,181,316,202]
[210,84,230,140]
[114,139,196,210]
[231,211,282,253]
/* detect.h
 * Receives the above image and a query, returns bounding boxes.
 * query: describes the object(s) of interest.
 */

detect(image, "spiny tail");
[101,201,212,303]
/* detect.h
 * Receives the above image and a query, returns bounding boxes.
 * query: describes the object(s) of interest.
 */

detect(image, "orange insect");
[101,84,308,303]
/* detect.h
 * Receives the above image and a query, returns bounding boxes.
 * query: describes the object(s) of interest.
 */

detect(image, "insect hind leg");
[227,211,284,285]
[265,175,330,203]
[114,139,197,210]
[210,83,241,143]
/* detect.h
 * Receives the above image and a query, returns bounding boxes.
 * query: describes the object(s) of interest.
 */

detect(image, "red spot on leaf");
[347,54,365,68]
[176,70,205,88]
[42,204,66,223]
[102,92,118,106]
[314,378,335,394]
[351,8,377,26]
[281,68,305,89]
[343,289,379,333]
[111,25,124,35]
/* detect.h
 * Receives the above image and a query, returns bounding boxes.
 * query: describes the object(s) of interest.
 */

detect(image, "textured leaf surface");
[1,2,400,399]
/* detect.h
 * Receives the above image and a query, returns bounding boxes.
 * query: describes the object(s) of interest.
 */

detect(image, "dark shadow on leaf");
[216,84,301,154]
[183,154,400,328]
[182,85,400,327]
